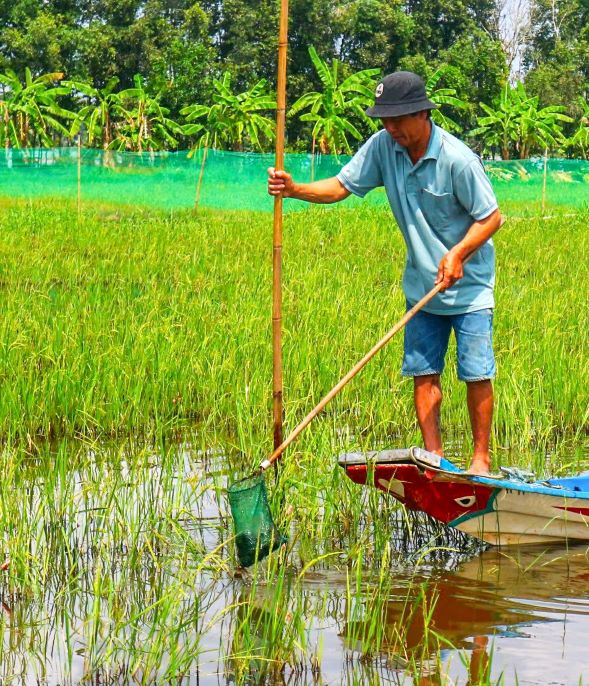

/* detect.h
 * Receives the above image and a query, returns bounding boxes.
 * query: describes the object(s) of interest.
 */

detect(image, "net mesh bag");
[228,474,287,567]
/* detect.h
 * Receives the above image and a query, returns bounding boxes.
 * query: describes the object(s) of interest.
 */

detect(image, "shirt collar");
[422,122,442,160]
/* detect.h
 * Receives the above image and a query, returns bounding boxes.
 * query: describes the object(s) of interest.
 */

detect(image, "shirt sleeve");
[454,158,498,220]
[336,133,384,198]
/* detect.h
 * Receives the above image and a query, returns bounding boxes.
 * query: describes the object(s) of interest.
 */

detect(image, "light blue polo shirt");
[336,123,498,314]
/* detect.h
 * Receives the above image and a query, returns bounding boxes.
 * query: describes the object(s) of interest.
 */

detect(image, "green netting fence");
[0,147,587,212]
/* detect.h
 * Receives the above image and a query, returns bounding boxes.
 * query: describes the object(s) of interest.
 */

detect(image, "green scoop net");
[227,474,288,567]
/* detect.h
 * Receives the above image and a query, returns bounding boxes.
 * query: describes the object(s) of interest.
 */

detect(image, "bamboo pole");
[195,143,208,210]
[77,135,82,217]
[272,0,289,451]
[541,147,548,215]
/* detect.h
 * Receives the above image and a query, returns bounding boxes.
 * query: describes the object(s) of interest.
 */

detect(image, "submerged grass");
[0,436,483,685]
[0,434,585,684]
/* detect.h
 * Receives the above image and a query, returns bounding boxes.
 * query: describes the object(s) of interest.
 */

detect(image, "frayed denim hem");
[401,369,443,378]
[459,375,496,382]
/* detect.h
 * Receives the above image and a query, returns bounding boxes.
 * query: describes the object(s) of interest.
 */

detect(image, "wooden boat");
[339,447,589,545]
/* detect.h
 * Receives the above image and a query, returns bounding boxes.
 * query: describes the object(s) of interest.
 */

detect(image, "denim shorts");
[401,306,496,382]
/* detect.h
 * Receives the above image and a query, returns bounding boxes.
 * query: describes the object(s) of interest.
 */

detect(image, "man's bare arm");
[436,209,503,290]
[268,168,351,204]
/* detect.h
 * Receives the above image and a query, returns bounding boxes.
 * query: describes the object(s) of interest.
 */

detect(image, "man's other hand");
[267,167,295,197]
[435,250,464,291]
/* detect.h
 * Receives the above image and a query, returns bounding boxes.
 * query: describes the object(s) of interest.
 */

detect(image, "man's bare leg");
[414,374,443,456]
[466,380,493,475]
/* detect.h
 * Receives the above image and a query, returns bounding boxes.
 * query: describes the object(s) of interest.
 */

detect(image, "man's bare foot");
[466,456,491,476]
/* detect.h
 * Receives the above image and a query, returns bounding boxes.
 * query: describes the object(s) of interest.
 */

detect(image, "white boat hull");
[456,489,589,545]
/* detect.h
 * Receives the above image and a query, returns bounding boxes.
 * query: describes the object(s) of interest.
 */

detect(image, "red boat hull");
[346,462,495,524]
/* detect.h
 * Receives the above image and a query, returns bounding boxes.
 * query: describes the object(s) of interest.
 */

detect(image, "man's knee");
[414,373,442,389]
[414,375,443,407]
[465,379,493,393]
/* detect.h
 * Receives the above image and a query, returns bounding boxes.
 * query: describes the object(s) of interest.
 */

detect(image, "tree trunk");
[18,113,25,148]
[103,111,111,150]
[103,112,114,167]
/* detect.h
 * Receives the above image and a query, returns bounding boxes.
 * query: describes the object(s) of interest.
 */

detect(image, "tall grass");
[0,197,585,467]
[0,436,477,684]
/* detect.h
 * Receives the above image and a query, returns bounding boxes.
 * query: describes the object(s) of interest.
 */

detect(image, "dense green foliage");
[0,1,587,157]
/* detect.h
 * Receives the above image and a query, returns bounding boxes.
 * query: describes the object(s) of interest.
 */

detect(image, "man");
[268,71,502,475]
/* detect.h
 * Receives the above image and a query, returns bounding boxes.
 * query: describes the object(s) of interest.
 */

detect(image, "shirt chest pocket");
[419,188,460,228]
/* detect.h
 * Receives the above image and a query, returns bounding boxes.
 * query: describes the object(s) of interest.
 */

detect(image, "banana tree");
[181,73,275,206]
[113,74,184,152]
[470,82,572,159]
[210,72,276,151]
[0,97,19,149]
[66,77,125,150]
[182,72,276,152]
[0,68,73,148]
[290,46,380,163]
[425,66,468,133]
[567,98,589,159]
[180,99,231,208]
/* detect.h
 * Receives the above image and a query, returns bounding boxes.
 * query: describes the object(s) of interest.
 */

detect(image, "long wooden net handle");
[260,281,444,471]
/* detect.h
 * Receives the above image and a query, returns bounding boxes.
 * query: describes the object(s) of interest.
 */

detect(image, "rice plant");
[0,197,585,684]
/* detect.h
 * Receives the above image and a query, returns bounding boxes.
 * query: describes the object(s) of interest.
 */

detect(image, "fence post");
[77,136,82,217]
[541,148,548,215]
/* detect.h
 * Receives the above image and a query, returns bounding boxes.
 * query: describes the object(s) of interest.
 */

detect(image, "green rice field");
[0,196,587,684]
[0,197,586,455]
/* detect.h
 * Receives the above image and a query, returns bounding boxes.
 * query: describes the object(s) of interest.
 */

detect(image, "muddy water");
[348,545,589,684]
[2,444,589,685]
[194,464,589,685]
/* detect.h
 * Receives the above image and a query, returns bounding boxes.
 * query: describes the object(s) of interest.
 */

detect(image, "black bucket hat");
[365,71,438,118]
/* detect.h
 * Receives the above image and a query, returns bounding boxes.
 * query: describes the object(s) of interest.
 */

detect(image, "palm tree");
[470,82,572,159]
[425,66,468,133]
[289,46,380,162]
[0,68,73,148]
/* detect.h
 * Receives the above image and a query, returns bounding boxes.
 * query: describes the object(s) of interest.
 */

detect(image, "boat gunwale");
[339,449,589,500]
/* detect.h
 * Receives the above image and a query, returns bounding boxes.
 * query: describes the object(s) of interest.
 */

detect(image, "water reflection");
[1,438,588,686]
[340,544,589,685]
[226,545,589,685]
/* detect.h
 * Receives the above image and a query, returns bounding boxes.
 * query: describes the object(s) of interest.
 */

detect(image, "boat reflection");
[342,544,589,682]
